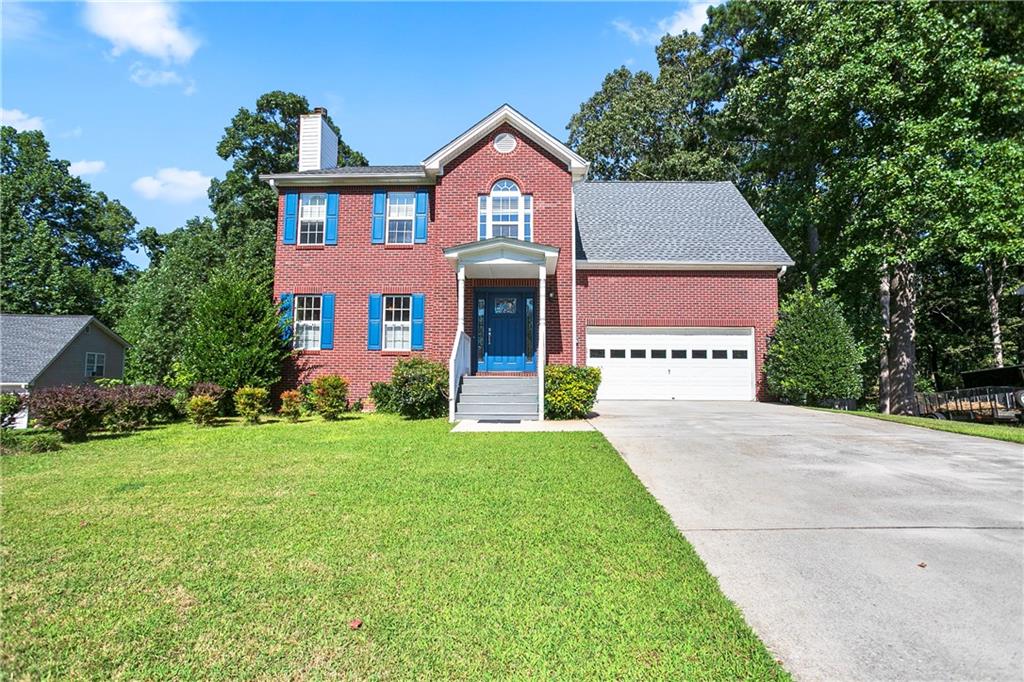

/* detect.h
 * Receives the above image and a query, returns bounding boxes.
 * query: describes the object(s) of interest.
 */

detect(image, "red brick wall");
[273,122,574,401]
[574,269,780,399]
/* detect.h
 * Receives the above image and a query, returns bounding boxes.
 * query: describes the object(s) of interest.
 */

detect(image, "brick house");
[262,105,792,421]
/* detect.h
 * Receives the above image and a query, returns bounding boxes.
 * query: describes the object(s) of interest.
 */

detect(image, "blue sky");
[2,1,712,268]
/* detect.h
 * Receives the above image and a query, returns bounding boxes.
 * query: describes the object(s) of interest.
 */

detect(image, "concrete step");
[459,378,538,396]
[453,401,539,415]
[455,412,539,422]
[457,393,537,406]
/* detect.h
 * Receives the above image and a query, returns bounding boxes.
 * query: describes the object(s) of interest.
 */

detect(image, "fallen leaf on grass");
[349,618,363,630]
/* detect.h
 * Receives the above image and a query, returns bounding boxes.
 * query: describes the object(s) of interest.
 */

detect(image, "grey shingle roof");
[574,181,793,265]
[292,165,425,176]
[0,315,119,385]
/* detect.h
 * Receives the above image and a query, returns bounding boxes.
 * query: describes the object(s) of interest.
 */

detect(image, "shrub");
[544,365,601,419]
[186,395,218,427]
[0,429,62,454]
[1,392,24,429]
[369,382,399,414]
[297,382,316,412]
[28,385,108,442]
[278,390,302,422]
[103,385,177,433]
[192,382,227,414]
[0,428,19,454]
[234,386,268,424]
[390,359,448,419]
[309,375,349,420]
[765,285,864,405]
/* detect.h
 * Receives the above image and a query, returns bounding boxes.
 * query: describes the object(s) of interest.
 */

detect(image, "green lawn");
[815,408,1024,444]
[1,415,786,680]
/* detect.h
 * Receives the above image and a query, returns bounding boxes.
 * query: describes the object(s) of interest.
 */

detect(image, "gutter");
[575,260,795,271]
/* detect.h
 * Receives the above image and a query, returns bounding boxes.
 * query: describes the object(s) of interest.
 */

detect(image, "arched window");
[477,179,533,241]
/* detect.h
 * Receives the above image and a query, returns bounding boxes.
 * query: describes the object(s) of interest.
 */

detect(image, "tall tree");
[1,126,137,322]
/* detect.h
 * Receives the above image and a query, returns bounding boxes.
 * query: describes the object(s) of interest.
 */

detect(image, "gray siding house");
[0,315,128,427]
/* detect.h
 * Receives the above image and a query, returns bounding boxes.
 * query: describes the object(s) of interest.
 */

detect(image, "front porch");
[443,238,559,422]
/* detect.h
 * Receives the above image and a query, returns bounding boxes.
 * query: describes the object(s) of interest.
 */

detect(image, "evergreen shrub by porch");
[28,386,108,442]
[544,365,601,419]
[765,285,864,405]
[234,387,268,424]
[278,390,302,422]
[186,395,218,427]
[369,382,399,414]
[390,359,448,419]
[1,393,24,429]
[310,375,349,420]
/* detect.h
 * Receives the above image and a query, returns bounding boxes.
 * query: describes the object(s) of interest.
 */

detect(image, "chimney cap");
[312,106,328,116]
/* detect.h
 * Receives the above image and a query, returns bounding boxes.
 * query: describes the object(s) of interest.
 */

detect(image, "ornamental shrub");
[544,365,601,419]
[0,429,62,454]
[278,390,302,422]
[765,285,864,405]
[1,392,24,429]
[103,385,177,432]
[309,375,350,420]
[234,386,268,424]
[369,381,399,414]
[186,395,218,427]
[28,385,108,442]
[191,382,227,414]
[390,358,448,419]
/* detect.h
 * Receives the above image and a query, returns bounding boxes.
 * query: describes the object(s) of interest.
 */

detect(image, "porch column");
[537,264,546,422]
[457,263,466,334]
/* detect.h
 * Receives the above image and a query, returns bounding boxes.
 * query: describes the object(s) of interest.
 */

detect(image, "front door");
[480,291,535,372]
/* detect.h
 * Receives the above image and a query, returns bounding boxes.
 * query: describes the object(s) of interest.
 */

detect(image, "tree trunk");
[983,260,1005,368]
[889,260,917,415]
[879,266,891,414]
[806,224,821,283]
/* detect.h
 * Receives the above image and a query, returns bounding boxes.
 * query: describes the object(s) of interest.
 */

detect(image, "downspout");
[571,183,578,365]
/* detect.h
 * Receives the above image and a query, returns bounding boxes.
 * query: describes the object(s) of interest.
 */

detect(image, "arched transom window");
[478,179,533,241]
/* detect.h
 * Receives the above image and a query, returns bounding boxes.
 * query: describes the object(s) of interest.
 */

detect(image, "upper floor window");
[299,193,326,245]
[85,352,105,378]
[294,295,322,350]
[478,179,532,241]
[386,192,415,244]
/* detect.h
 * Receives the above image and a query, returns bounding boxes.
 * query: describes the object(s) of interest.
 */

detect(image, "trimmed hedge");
[309,375,349,420]
[278,390,302,422]
[390,359,448,419]
[186,395,218,427]
[234,387,268,424]
[544,365,601,420]
[27,386,108,442]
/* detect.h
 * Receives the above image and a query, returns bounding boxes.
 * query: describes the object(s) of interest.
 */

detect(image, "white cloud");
[132,167,211,202]
[1,108,44,132]
[613,2,714,45]
[83,1,199,63]
[68,160,107,177]
[129,62,197,95]
[2,1,45,42]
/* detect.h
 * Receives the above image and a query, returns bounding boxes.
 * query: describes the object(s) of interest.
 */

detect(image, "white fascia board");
[575,260,794,271]
[259,172,432,187]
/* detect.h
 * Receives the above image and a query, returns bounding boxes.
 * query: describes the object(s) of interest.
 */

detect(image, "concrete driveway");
[593,401,1023,681]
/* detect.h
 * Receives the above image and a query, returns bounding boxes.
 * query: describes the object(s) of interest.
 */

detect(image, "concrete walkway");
[593,401,1024,681]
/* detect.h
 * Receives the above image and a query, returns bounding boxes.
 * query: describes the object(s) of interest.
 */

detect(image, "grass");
[815,408,1024,444]
[1,415,787,680]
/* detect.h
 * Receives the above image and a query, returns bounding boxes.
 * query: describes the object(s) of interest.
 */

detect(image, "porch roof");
[443,237,559,279]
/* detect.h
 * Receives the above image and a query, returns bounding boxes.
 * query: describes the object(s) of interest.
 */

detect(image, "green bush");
[544,365,601,419]
[765,285,864,405]
[390,359,448,419]
[0,429,62,455]
[278,390,302,422]
[186,395,218,427]
[369,382,399,413]
[1,392,24,429]
[310,375,349,420]
[234,387,268,424]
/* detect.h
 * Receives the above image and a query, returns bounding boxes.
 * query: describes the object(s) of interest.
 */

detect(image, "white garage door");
[586,327,755,401]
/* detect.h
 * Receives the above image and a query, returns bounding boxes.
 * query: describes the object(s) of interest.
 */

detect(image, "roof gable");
[0,315,127,385]
[422,104,589,180]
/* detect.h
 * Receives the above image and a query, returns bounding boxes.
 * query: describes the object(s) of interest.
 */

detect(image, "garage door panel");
[586,327,755,401]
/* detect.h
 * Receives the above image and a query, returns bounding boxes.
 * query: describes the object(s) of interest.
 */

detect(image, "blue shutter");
[279,293,293,342]
[371,190,386,244]
[325,192,339,245]
[283,192,298,244]
[320,293,335,350]
[411,293,425,351]
[414,189,429,243]
[367,293,382,350]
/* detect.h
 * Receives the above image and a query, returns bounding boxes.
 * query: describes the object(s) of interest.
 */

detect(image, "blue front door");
[480,291,535,372]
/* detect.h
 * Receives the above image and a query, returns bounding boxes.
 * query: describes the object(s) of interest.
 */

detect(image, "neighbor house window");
[299,193,327,245]
[85,352,105,378]
[383,295,412,351]
[294,295,322,350]
[478,180,532,241]
[386,192,415,244]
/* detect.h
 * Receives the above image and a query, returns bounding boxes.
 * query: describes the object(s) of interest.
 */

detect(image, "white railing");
[448,331,472,422]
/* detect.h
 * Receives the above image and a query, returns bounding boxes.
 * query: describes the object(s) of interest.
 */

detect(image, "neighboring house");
[0,314,128,428]
[262,104,793,421]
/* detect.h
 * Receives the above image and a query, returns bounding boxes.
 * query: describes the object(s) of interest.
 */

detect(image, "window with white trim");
[478,180,532,241]
[299,193,326,245]
[386,192,415,244]
[85,352,105,378]
[383,295,412,351]
[294,295,322,350]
